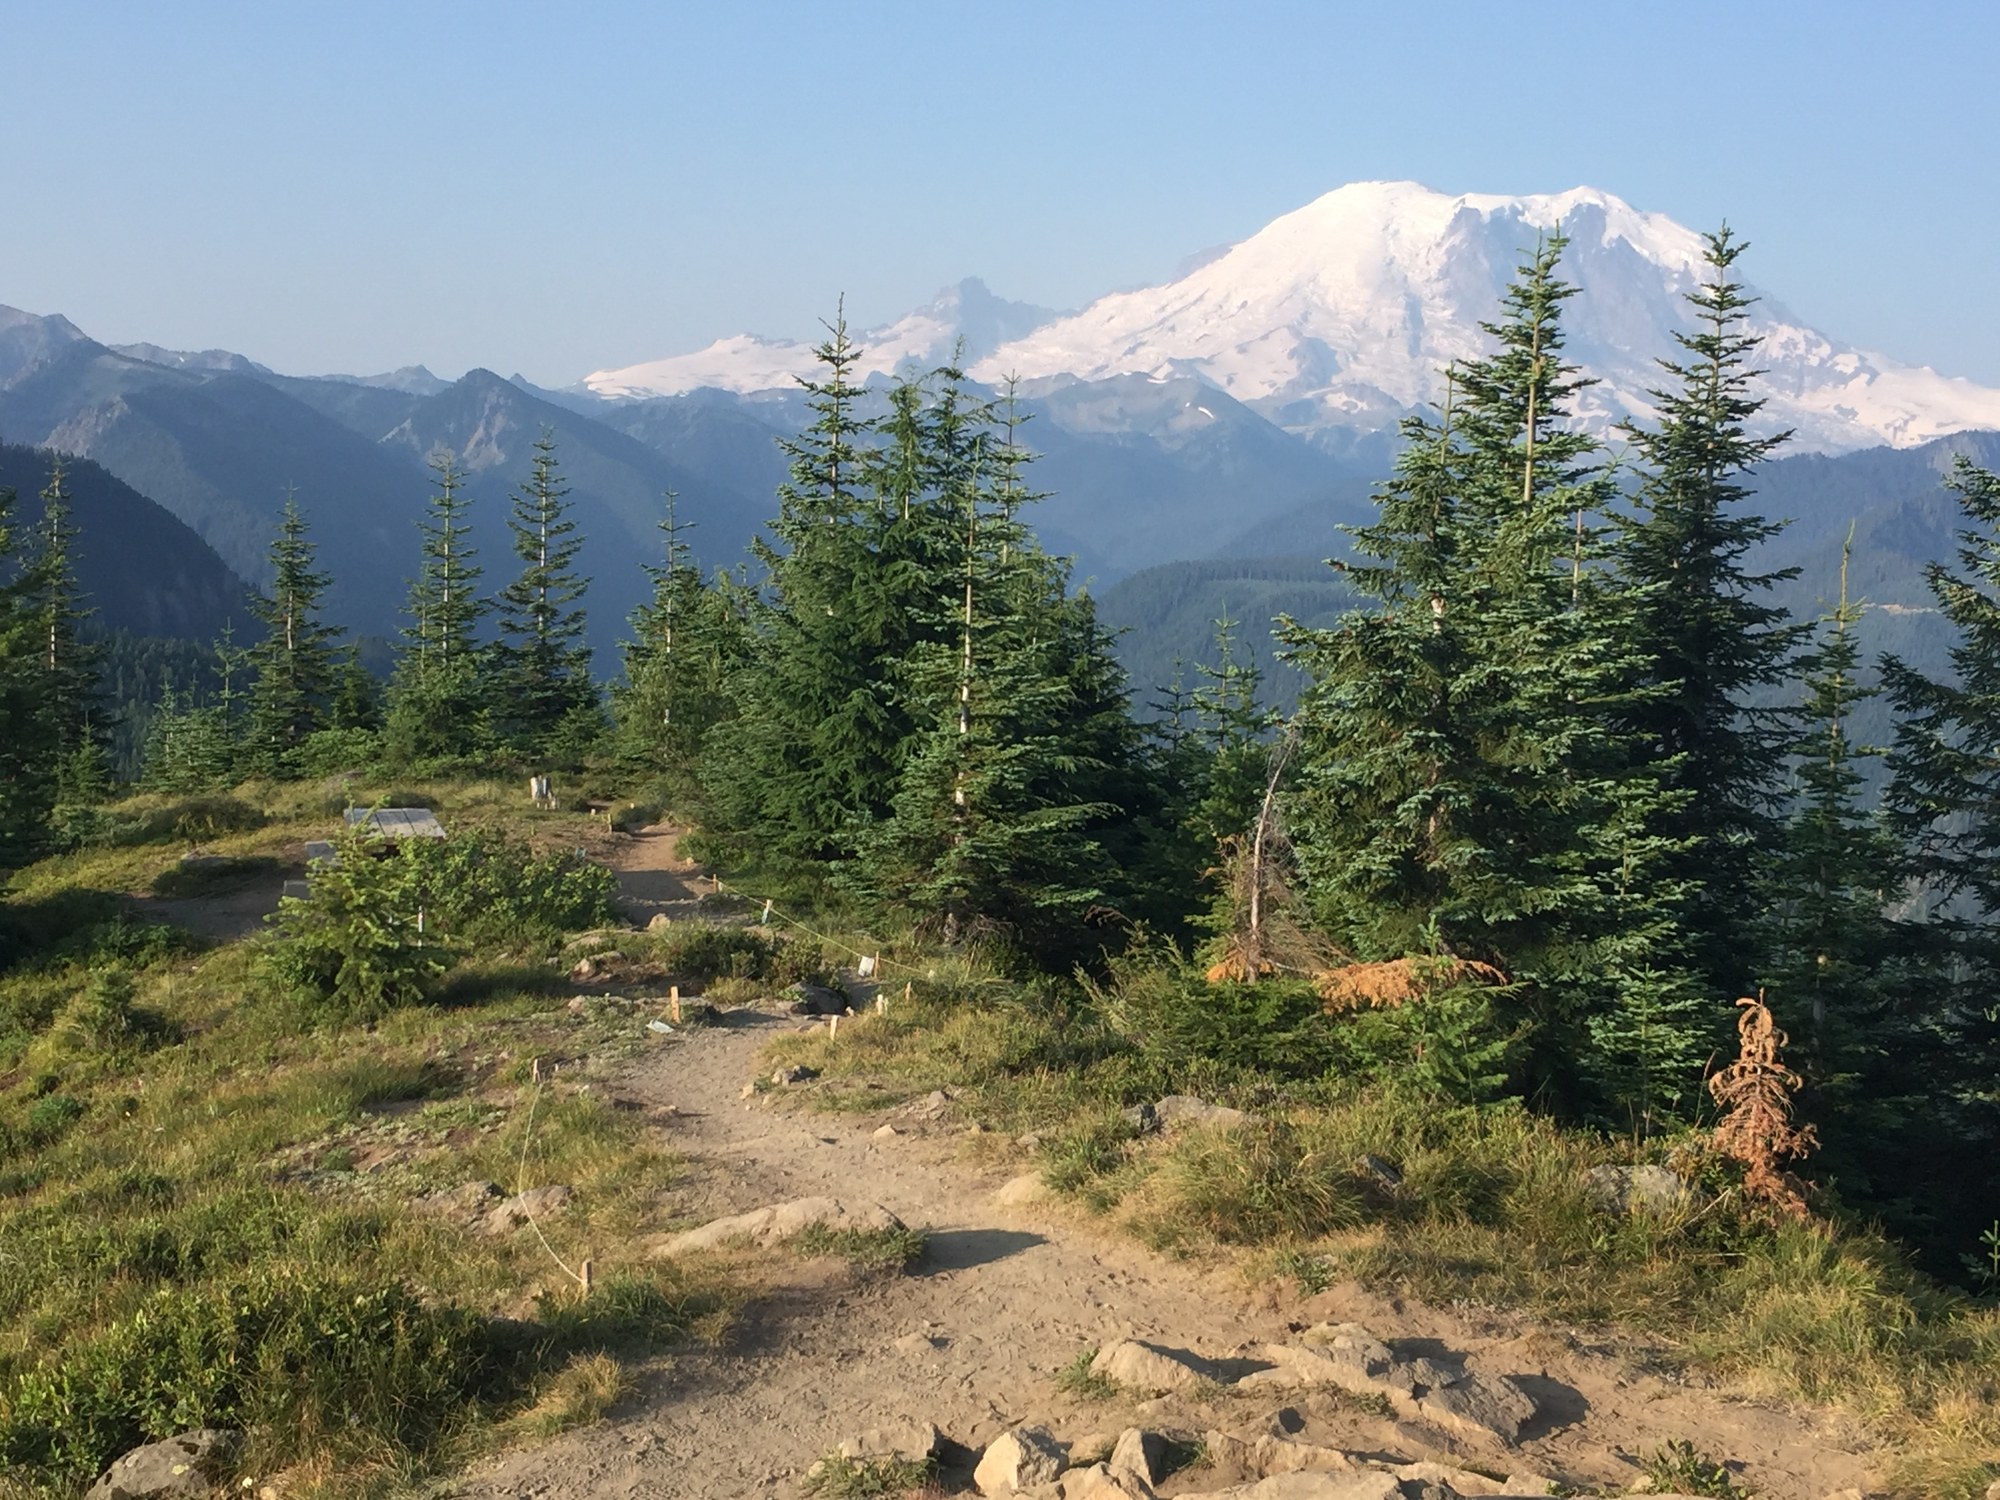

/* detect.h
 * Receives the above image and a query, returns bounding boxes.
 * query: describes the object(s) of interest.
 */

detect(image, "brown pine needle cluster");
[1708,994,1819,1219]
[1314,956,1508,1013]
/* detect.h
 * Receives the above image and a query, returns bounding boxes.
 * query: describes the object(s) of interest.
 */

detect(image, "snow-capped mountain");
[585,182,2000,456]
[585,277,1063,400]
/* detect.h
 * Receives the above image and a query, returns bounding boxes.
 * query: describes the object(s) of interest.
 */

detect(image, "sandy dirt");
[450,848,1881,1500]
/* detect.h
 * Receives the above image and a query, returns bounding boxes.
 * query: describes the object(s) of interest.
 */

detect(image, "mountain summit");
[584,278,1063,400]
[586,183,2000,455]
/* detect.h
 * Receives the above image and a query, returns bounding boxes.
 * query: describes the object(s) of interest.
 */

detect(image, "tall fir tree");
[31,459,108,804]
[1616,227,1803,1001]
[1763,539,1919,1168]
[1880,456,2000,1225]
[491,431,595,757]
[244,492,342,777]
[614,492,743,802]
[856,387,1146,959]
[0,481,57,865]
[704,311,885,861]
[386,449,490,764]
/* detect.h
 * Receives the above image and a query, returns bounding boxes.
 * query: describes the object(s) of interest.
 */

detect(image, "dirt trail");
[454,958,1879,1500]
[608,823,704,925]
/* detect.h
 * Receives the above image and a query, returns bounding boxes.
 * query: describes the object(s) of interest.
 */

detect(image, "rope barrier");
[708,875,926,979]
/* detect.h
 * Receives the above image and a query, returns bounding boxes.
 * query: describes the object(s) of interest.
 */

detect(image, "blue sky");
[4,0,1995,385]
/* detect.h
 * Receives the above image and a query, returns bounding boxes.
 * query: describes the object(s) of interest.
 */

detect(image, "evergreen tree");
[386,450,490,764]
[141,625,247,793]
[31,459,107,803]
[1188,610,1279,852]
[0,482,57,864]
[704,312,884,861]
[1764,539,1913,1136]
[244,492,342,777]
[1285,234,1701,1119]
[614,492,742,801]
[856,389,1146,959]
[1617,227,1803,1001]
[331,646,381,731]
[1880,456,2000,1210]
[491,431,593,755]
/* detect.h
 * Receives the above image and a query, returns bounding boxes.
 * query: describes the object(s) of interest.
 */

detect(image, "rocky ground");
[448,985,1883,1500]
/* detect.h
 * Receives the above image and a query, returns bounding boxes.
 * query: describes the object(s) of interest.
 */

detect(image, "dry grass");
[1313,956,1507,1013]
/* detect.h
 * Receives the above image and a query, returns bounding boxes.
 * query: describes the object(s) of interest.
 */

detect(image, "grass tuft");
[1053,1346,1118,1401]
[787,1222,928,1273]
[800,1454,937,1499]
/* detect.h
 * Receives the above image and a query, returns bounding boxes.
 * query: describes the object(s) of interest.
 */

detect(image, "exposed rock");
[902,1088,955,1120]
[1984,1482,2000,1500]
[86,1430,238,1500]
[414,1180,503,1218]
[973,1426,1067,1494]
[569,957,600,981]
[1238,1324,1537,1443]
[771,1064,817,1085]
[785,982,848,1016]
[739,1081,758,1100]
[1091,1339,1208,1393]
[646,912,673,931]
[1584,1163,1694,1216]
[1390,1460,1514,1496]
[1121,1101,1159,1134]
[1204,1473,1401,1499]
[653,1197,905,1256]
[1108,1428,1166,1487]
[872,1123,901,1139]
[481,1184,573,1235]
[836,1421,940,1466]
[1355,1154,1403,1193]
[1060,1462,1152,1499]
[1153,1094,1257,1131]
[992,1172,1053,1208]
[1068,1432,1116,1466]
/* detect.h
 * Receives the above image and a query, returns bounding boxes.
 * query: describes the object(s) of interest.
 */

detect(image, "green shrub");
[293,729,384,778]
[651,924,778,983]
[405,830,618,943]
[0,1270,500,1486]
[115,796,267,848]
[261,834,450,1020]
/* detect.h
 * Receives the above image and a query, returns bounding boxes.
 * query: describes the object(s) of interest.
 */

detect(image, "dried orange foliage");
[1314,957,1507,1013]
[1205,949,1275,983]
[1708,995,1819,1219]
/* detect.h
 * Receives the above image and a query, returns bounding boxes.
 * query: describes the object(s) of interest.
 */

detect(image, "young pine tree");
[1617,227,1803,1002]
[386,450,490,764]
[244,492,343,778]
[491,432,595,758]
[614,491,742,802]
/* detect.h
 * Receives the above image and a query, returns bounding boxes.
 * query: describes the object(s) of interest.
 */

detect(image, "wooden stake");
[580,1259,592,1293]
[531,1057,541,1084]
[670,985,682,1024]
[876,994,886,1015]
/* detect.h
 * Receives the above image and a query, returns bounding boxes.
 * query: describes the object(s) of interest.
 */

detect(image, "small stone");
[1017,1131,1045,1149]
[873,1124,901,1139]
[992,1176,1056,1208]
[837,1421,940,1466]
[414,1180,503,1219]
[892,1330,947,1357]
[1355,1154,1403,1193]
[771,1064,817,1085]
[1153,1094,1255,1131]
[646,913,673,931]
[739,1081,758,1100]
[973,1426,1066,1495]
[1067,1433,1116,1466]
[1059,1463,1147,1499]
[86,1430,239,1500]
[481,1184,573,1236]
[570,957,598,981]
[1984,1482,2000,1500]
[1121,1101,1159,1134]
[1583,1163,1695,1216]
[1090,1339,1207,1393]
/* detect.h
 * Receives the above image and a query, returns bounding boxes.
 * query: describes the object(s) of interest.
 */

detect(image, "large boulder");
[974,1426,1067,1494]
[654,1197,905,1256]
[86,1431,238,1500]
[1107,1428,1166,1487]
[1238,1323,1538,1443]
